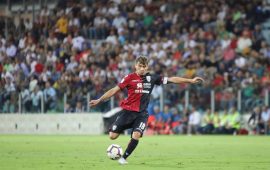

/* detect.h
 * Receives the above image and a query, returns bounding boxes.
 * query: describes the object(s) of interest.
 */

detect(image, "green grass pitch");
[0,135,269,170]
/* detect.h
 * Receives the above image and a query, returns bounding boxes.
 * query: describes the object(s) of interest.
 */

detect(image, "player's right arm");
[90,74,130,107]
[89,86,121,107]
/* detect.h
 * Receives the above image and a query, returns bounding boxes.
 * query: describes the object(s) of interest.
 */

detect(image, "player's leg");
[109,110,133,140]
[118,130,142,165]
[122,112,148,160]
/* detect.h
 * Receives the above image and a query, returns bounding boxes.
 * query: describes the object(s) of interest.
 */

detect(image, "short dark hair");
[135,56,149,66]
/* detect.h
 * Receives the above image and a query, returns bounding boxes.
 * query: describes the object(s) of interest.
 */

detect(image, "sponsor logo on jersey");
[131,80,140,82]
[143,83,151,88]
[137,83,143,88]
[135,90,150,93]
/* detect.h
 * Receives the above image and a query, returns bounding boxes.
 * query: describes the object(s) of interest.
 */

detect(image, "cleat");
[118,157,128,165]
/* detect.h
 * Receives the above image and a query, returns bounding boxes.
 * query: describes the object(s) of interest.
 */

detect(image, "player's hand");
[192,77,205,84]
[89,99,101,107]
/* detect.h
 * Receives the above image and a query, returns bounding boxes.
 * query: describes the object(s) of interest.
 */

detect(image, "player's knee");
[109,136,116,140]
[109,132,119,140]
[132,131,142,140]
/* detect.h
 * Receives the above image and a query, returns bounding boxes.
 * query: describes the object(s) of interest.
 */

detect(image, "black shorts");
[109,109,149,136]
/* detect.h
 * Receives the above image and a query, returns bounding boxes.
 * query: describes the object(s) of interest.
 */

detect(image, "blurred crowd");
[0,0,270,114]
[147,105,270,135]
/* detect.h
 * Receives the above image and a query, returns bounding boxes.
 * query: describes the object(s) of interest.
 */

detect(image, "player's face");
[135,63,148,75]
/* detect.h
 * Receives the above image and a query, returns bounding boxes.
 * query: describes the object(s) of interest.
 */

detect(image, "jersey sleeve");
[118,75,130,90]
[154,74,169,85]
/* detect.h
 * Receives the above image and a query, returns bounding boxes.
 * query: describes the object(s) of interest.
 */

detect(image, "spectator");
[55,14,68,39]
[47,31,58,49]
[215,109,229,134]
[212,111,221,133]
[147,105,162,134]
[21,84,31,112]
[64,103,73,113]
[227,106,241,134]
[43,81,57,112]
[171,107,185,134]
[5,41,17,58]
[200,108,214,134]
[159,104,173,134]
[187,107,201,135]
[261,105,270,134]
[72,32,85,51]
[30,86,43,113]
[74,101,84,113]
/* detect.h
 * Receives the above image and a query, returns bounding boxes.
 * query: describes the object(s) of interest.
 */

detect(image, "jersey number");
[139,122,146,130]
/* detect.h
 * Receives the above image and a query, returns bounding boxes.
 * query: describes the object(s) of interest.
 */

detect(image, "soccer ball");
[106,144,123,160]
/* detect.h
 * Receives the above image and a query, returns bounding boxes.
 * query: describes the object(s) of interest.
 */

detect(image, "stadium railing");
[0,88,269,114]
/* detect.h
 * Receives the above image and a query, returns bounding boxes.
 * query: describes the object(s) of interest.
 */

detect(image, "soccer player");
[89,56,204,165]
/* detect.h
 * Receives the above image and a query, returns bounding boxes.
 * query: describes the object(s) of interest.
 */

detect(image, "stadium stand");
[0,0,270,134]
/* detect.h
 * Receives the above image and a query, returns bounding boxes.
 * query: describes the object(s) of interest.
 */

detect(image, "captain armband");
[163,77,168,84]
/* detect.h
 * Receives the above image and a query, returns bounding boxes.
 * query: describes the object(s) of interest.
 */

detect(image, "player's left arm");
[167,76,204,84]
